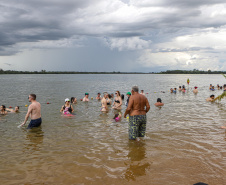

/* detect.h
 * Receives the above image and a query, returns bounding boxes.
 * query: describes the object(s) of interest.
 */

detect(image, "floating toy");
[91,97,93,100]
[25,105,28,107]
[81,99,83,101]
[9,106,12,108]
[47,102,50,104]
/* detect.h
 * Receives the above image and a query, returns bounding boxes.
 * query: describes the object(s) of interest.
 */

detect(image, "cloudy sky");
[1,0,226,72]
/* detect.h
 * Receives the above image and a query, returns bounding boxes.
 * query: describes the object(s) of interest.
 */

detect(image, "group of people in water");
[0,105,19,115]
[1,82,226,132]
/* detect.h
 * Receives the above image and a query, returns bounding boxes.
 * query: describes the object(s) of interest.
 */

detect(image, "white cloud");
[104,37,151,51]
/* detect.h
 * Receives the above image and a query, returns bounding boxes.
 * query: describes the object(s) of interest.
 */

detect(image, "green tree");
[214,74,226,101]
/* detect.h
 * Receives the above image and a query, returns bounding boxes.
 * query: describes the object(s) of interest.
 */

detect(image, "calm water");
[0,74,225,185]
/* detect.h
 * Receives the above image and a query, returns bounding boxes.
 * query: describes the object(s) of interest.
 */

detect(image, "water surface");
[0,74,225,185]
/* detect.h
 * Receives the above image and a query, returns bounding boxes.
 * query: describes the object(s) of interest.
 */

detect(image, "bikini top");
[63,105,72,113]
[115,100,120,103]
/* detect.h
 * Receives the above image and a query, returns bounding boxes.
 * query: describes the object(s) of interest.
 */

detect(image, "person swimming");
[60,98,74,115]
[71,97,77,104]
[96,92,102,100]
[193,86,198,94]
[83,93,89,102]
[0,105,7,115]
[6,106,19,113]
[113,113,121,122]
[206,95,215,102]
[154,98,164,106]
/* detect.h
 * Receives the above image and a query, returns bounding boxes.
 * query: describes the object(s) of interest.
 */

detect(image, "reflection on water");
[23,127,44,153]
[0,74,225,185]
[124,141,151,182]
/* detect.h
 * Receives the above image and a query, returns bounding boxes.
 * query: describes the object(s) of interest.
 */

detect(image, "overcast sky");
[1,0,226,72]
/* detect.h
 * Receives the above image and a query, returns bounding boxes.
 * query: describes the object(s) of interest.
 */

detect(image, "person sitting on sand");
[154,98,164,106]
[60,98,74,115]
[206,95,215,102]
[193,86,198,94]
[0,105,8,115]
[83,93,89,102]
[6,106,19,113]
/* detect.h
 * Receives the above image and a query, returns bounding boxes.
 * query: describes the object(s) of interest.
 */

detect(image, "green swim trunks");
[129,115,146,140]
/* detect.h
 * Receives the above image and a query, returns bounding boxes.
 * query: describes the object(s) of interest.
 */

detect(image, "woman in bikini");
[112,91,122,110]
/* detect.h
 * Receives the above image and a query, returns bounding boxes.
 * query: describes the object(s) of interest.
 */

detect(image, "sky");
[1,0,226,72]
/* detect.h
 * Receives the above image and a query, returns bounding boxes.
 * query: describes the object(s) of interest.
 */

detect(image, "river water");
[0,74,225,185]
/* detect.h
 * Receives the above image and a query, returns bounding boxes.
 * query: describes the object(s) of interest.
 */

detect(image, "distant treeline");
[0,69,146,74]
[159,69,226,74]
[0,69,225,74]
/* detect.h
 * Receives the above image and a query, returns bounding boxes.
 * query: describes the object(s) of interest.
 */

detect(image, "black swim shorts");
[27,117,42,129]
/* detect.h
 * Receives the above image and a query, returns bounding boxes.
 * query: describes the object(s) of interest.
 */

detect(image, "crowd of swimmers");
[1,84,226,127]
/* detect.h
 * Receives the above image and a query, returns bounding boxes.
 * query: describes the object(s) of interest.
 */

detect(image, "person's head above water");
[157,98,162,103]
[210,94,215,98]
[126,92,131,96]
[1,105,6,111]
[15,106,19,112]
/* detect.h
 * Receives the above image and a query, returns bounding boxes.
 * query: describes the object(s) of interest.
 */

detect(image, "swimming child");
[113,113,121,122]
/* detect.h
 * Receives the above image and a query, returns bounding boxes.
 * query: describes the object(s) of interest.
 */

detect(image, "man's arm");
[145,98,150,113]
[20,105,32,126]
[124,97,133,118]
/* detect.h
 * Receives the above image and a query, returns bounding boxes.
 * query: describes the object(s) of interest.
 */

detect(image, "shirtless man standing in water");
[20,94,42,129]
[101,93,108,112]
[124,86,150,140]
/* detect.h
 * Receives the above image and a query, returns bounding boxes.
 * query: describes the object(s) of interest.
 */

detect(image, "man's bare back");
[29,101,41,119]
[20,94,42,128]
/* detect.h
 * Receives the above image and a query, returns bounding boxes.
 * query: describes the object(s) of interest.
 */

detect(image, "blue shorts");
[129,115,146,140]
[27,118,42,129]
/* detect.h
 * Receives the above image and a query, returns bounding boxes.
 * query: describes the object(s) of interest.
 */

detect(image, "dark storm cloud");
[1,0,226,56]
